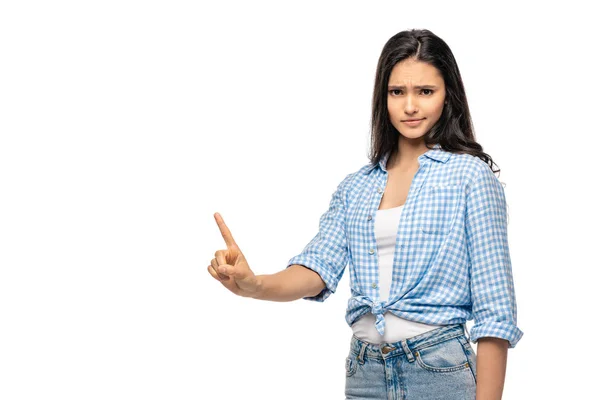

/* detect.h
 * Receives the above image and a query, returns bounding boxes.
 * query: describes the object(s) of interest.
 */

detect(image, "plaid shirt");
[287,143,523,348]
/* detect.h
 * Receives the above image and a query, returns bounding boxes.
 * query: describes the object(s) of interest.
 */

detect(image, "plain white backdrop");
[1,1,598,399]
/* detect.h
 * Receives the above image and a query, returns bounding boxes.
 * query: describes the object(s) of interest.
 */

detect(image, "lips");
[402,118,425,126]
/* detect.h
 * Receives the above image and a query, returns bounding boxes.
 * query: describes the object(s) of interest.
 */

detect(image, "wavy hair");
[369,29,500,174]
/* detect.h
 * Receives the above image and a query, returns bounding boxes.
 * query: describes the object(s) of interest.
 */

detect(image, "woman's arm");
[475,337,509,400]
[464,167,523,398]
[465,166,523,348]
[253,264,326,302]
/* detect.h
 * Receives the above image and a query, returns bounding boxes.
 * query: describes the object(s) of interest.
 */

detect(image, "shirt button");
[377,187,382,193]
[367,215,372,221]
[369,249,375,254]
[372,283,377,289]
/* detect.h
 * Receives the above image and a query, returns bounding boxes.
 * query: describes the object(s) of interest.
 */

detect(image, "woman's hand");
[207,212,261,298]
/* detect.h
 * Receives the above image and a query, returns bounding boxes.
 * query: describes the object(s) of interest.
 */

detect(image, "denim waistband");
[349,323,468,362]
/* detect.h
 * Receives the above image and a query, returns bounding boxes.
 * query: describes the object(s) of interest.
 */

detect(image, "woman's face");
[387,58,446,141]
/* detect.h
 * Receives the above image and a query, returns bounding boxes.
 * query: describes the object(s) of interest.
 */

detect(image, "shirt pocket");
[415,184,462,235]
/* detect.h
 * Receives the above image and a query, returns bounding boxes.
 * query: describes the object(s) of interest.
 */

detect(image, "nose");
[404,94,418,115]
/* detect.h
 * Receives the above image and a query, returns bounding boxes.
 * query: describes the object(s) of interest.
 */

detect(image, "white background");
[1,1,598,399]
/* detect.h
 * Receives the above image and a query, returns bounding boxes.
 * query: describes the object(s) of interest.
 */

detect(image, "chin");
[399,131,427,140]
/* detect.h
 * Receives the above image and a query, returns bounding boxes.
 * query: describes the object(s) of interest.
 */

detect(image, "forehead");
[388,59,444,84]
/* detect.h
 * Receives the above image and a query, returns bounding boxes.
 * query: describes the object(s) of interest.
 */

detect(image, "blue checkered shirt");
[287,144,523,348]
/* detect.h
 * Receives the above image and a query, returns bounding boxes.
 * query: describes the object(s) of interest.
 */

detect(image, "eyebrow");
[388,85,438,89]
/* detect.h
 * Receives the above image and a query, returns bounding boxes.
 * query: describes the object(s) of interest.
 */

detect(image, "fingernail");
[218,266,226,273]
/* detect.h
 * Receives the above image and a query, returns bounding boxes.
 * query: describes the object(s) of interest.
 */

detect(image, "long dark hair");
[369,29,500,174]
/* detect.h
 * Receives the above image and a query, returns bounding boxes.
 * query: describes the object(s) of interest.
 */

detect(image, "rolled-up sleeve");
[465,167,523,348]
[286,172,354,302]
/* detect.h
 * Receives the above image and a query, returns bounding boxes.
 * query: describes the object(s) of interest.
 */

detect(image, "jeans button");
[381,346,395,354]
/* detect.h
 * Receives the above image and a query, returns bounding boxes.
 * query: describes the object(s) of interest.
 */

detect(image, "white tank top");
[351,204,442,344]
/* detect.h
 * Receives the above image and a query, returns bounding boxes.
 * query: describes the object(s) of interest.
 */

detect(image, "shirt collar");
[364,143,450,175]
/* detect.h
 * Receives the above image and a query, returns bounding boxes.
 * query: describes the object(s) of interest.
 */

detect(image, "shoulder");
[327,165,365,197]
[446,153,506,205]
[340,165,369,190]
[332,163,376,201]
[358,162,375,175]
[446,152,497,186]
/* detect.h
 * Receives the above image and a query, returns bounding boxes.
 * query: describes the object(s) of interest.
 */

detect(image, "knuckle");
[207,267,218,280]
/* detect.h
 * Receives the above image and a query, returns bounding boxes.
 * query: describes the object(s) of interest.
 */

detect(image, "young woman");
[208,29,523,400]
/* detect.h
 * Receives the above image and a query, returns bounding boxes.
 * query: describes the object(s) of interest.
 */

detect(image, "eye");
[421,89,434,95]
[389,89,403,96]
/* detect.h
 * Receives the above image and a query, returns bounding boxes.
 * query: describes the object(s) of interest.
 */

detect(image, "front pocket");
[416,184,462,235]
[414,338,471,373]
[345,355,358,377]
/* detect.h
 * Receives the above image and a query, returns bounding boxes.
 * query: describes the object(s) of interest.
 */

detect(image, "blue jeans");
[345,324,477,400]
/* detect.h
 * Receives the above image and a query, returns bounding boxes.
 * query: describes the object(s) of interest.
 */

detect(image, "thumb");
[218,262,249,281]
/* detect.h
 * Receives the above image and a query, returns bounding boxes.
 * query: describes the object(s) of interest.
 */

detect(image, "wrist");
[250,275,266,299]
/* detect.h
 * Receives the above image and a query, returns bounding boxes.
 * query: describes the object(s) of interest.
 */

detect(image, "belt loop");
[463,323,471,342]
[400,339,415,362]
[357,341,367,365]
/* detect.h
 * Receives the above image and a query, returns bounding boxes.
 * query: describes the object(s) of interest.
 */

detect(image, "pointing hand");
[207,213,260,298]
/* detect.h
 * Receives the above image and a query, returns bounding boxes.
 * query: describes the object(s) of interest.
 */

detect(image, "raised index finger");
[214,212,237,248]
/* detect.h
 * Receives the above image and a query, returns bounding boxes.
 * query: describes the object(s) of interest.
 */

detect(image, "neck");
[388,138,431,171]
